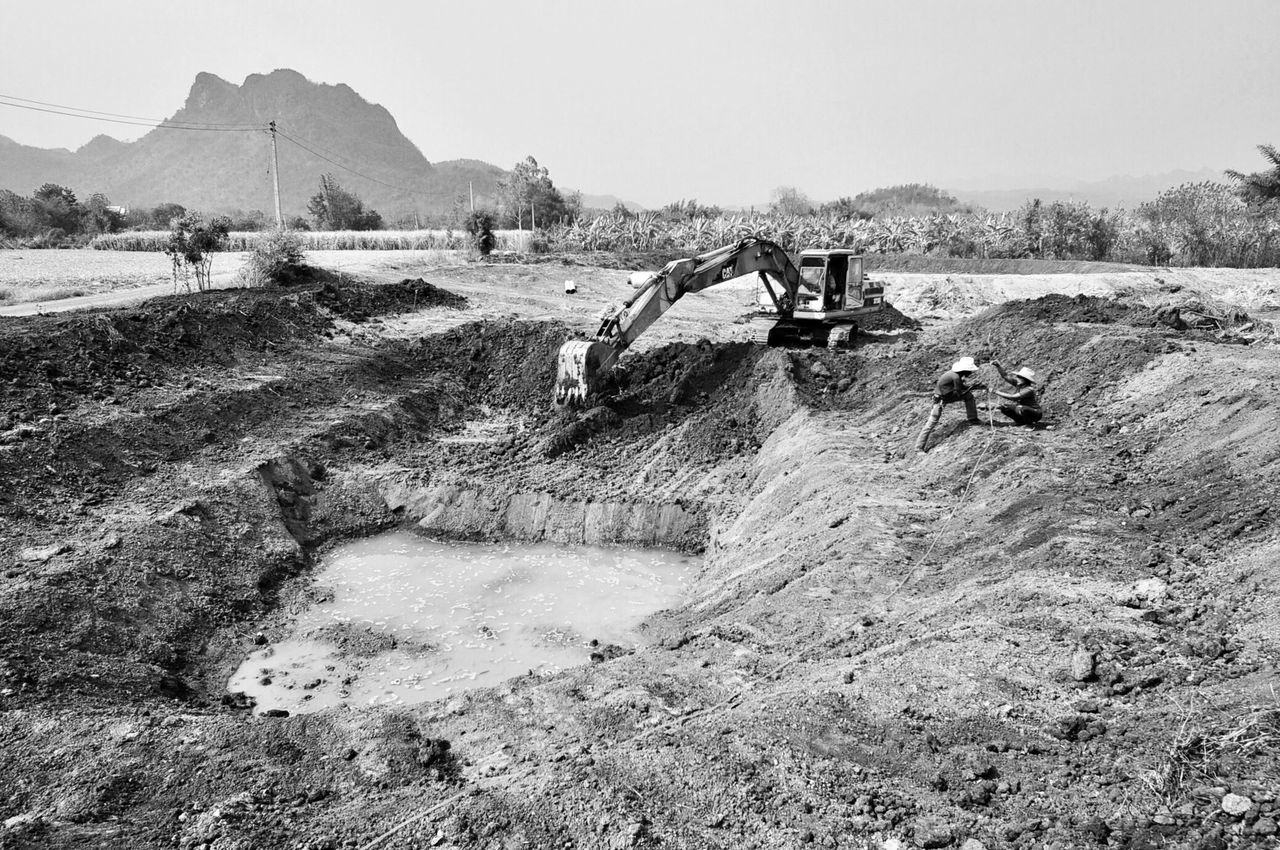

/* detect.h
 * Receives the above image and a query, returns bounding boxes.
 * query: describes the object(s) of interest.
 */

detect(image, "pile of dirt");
[524,340,771,480]
[0,277,467,424]
[313,276,466,320]
[976,292,1138,325]
[857,301,920,333]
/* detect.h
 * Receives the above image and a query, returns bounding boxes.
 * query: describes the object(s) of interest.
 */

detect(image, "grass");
[91,229,534,252]
[0,284,89,304]
[1112,692,1280,817]
[863,255,1149,275]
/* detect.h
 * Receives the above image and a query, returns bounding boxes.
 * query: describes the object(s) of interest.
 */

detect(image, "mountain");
[0,70,505,220]
[952,169,1225,212]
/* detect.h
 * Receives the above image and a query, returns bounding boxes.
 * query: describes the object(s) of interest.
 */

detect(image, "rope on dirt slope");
[884,387,997,600]
[356,790,469,850]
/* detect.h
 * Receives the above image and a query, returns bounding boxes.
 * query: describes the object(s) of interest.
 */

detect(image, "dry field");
[0,249,185,304]
[0,249,473,311]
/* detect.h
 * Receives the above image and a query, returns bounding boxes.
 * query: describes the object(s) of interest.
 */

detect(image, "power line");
[0,93,263,128]
[275,121,360,163]
[275,128,422,195]
[0,97,265,132]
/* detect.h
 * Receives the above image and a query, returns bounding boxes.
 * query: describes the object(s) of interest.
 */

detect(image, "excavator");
[554,238,885,406]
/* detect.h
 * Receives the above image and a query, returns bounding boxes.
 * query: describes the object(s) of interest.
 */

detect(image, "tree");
[0,190,40,239]
[464,210,496,256]
[1018,198,1045,257]
[818,197,869,219]
[1138,182,1271,267]
[33,183,83,233]
[497,156,577,228]
[657,199,723,222]
[152,202,188,228]
[225,208,268,231]
[83,193,123,236]
[1226,144,1280,205]
[307,174,383,230]
[848,184,974,218]
[165,213,231,292]
[768,186,814,216]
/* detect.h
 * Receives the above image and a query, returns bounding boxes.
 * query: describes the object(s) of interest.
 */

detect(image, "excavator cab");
[793,251,867,318]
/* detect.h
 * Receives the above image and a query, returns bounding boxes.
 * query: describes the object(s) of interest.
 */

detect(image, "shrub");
[464,211,497,256]
[239,228,307,287]
[165,213,231,292]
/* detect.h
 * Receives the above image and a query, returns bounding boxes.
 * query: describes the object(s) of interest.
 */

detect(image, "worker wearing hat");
[915,356,985,453]
[992,360,1042,425]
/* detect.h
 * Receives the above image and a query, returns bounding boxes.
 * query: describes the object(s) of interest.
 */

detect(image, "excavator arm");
[554,239,799,406]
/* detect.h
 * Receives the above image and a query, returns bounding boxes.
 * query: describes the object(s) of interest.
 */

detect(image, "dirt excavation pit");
[230,532,696,713]
[1,267,1279,849]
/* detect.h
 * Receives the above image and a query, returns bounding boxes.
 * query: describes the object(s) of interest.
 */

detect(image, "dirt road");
[0,258,1277,849]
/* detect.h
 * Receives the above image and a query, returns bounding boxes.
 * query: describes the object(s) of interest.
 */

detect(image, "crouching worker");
[916,356,985,453]
[992,360,1042,426]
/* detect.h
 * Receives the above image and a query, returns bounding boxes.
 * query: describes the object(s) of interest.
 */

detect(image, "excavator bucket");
[554,340,618,407]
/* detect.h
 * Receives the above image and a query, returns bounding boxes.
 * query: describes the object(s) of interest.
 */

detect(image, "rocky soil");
[0,260,1277,850]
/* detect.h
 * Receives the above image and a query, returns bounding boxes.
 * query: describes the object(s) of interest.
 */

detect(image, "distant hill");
[575,193,645,213]
[953,169,1224,212]
[0,70,506,219]
[848,184,975,217]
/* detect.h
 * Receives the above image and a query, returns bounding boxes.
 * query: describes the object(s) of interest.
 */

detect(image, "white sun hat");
[1015,366,1037,382]
[951,357,978,373]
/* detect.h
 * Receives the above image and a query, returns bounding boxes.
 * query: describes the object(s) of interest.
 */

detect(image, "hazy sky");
[2,0,1278,207]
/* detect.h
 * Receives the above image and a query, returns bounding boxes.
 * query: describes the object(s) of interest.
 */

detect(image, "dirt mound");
[0,278,467,423]
[314,276,466,320]
[408,320,569,413]
[976,292,1138,325]
[533,341,771,471]
[858,301,920,333]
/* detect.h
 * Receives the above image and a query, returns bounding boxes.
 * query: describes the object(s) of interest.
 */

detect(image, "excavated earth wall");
[0,272,1276,850]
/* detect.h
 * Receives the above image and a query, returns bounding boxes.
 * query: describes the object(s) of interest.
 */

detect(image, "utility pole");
[469,181,474,213]
[269,121,283,227]
[531,201,536,231]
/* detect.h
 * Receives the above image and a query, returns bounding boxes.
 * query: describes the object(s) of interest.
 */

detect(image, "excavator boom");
[555,239,799,406]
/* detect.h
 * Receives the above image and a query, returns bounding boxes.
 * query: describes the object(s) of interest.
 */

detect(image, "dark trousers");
[916,392,977,451]
[999,403,1042,426]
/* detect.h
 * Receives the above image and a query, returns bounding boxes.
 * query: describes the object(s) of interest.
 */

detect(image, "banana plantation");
[545,184,1280,268]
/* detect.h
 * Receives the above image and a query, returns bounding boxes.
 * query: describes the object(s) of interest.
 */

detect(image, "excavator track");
[826,323,856,350]
[748,317,779,346]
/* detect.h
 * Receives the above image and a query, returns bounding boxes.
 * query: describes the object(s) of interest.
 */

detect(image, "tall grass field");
[91,229,533,252]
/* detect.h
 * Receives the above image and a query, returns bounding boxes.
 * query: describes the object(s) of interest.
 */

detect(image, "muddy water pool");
[229,531,696,713]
